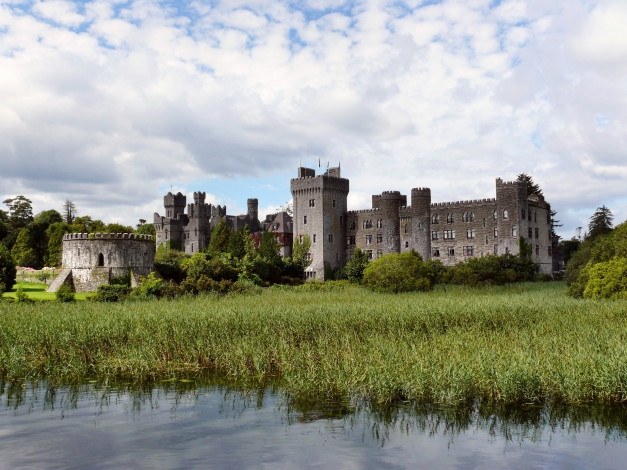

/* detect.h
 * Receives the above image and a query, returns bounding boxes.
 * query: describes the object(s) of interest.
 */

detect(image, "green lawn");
[2,281,92,301]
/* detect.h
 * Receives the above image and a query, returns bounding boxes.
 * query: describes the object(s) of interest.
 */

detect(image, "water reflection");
[1,378,626,469]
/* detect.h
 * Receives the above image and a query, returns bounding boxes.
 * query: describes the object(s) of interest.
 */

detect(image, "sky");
[1,0,626,239]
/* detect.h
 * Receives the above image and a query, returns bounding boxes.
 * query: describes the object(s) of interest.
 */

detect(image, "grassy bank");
[1,282,626,404]
[2,282,91,301]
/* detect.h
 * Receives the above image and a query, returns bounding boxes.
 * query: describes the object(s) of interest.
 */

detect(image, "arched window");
[431,214,439,224]
[98,253,104,267]
[493,210,498,220]
[503,209,509,219]
[404,224,408,234]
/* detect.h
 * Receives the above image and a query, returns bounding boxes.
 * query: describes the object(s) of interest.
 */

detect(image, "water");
[1,379,626,469]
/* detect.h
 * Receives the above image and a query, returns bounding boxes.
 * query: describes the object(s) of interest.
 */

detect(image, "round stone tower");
[380,191,404,254]
[411,188,432,260]
[247,198,258,221]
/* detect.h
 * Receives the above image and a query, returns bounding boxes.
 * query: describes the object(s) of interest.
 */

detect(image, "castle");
[152,166,552,280]
[153,191,293,257]
[291,166,552,279]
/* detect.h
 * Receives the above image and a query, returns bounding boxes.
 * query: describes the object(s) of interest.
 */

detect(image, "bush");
[444,254,537,286]
[0,244,17,292]
[15,286,32,303]
[363,251,432,293]
[110,273,131,287]
[154,247,188,283]
[345,247,369,283]
[131,273,166,299]
[96,284,132,302]
[55,284,75,302]
[582,257,627,300]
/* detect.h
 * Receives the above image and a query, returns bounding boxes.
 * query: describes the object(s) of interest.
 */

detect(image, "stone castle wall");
[52,233,155,293]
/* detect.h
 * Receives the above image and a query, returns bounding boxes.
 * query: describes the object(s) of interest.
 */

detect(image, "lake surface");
[1,379,626,469]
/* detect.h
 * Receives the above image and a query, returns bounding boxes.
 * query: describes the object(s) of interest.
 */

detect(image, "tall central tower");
[290,165,349,280]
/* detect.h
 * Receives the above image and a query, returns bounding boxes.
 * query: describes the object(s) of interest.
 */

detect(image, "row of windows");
[307,199,338,208]
[432,210,510,225]
[528,227,541,239]
[431,244,551,258]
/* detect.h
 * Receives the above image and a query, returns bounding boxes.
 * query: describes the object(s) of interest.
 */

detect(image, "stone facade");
[47,233,155,293]
[154,192,262,255]
[291,167,553,280]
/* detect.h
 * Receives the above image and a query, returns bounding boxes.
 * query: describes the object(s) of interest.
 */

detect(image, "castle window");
[431,230,439,240]
[377,250,383,258]
[534,212,537,222]
[299,235,304,243]
[528,228,533,238]
[346,236,355,245]
[494,227,498,237]
[303,215,307,224]
[448,247,455,256]
[191,243,194,252]
[535,228,539,238]
[405,241,409,248]
[493,210,498,220]
[305,253,312,261]
[512,225,517,237]
[349,221,356,230]
[363,220,373,229]
[165,230,168,240]
[333,199,336,207]
[536,245,539,256]
[404,224,408,234]
[432,248,440,257]
[494,245,498,255]
[377,219,383,228]
[313,234,316,243]
[377,234,383,244]
[522,209,526,220]
[528,209,532,221]
[503,209,509,219]
[483,218,486,227]
[98,253,104,267]
[446,213,455,223]
[365,234,373,244]
[366,250,373,260]
[309,199,315,207]
[485,235,488,244]
[328,234,333,243]
[462,212,474,222]
[463,246,474,256]
[432,214,439,224]
[443,230,455,240]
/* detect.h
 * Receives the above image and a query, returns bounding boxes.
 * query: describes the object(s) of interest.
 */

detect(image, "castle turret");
[410,188,431,259]
[193,191,206,206]
[247,198,258,221]
[164,192,186,219]
[380,191,404,255]
[495,178,528,256]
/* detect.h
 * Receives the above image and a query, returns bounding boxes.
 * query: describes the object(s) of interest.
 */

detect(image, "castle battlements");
[347,208,382,215]
[63,233,154,242]
[431,198,496,208]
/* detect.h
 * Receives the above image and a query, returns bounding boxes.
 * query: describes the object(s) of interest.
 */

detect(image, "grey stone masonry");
[47,233,155,293]
[293,166,554,277]
[291,166,349,280]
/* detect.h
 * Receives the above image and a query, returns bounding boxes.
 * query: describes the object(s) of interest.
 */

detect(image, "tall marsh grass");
[1,282,626,404]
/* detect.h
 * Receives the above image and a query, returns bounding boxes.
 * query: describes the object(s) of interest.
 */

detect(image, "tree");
[257,230,282,266]
[587,205,613,241]
[45,222,71,267]
[0,243,17,292]
[345,247,369,283]
[228,226,253,260]
[208,219,232,253]
[517,173,543,197]
[136,223,156,236]
[292,234,311,268]
[63,200,77,224]
[11,227,36,267]
[71,216,107,233]
[3,196,33,229]
[106,223,135,233]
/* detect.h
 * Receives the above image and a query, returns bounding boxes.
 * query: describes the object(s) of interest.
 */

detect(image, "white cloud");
[0,0,624,239]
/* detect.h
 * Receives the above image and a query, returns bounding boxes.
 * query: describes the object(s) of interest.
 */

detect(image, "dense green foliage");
[587,206,613,241]
[444,253,538,286]
[567,221,627,298]
[0,244,16,292]
[292,234,311,269]
[363,251,432,293]
[55,284,75,302]
[1,283,626,404]
[95,284,132,302]
[208,220,231,253]
[345,247,369,283]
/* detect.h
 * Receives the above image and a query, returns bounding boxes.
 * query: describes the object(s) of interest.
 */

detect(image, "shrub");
[154,247,188,283]
[96,284,131,302]
[110,273,131,287]
[15,286,31,303]
[0,244,16,291]
[55,284,75,302]
[345,247,369,283]
[362,251,432,293]
[582,257,627,300]
[131,273,166,299]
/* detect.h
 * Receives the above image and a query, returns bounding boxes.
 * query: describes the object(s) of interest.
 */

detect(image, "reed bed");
[1,282,626,404]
